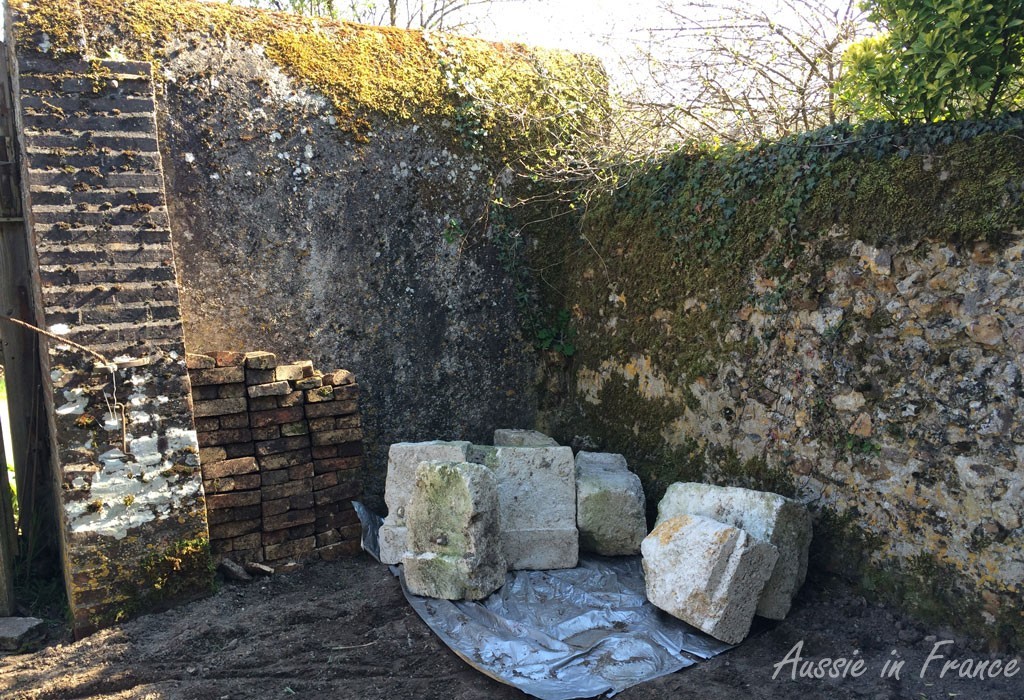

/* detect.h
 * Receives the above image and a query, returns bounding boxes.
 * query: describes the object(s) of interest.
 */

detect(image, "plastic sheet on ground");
[353,502,733,699]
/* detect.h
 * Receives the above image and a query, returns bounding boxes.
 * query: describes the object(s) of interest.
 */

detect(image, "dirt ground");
[1,554,1021,700]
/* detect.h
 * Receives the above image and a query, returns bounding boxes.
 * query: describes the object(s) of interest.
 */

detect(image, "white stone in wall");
[486,446,578,570]
[378,440,471,564]
[641,514,778,645]
[492,429,559,447]
[655,482,812,619]
[402,461,506,600]
[575,451,647,555]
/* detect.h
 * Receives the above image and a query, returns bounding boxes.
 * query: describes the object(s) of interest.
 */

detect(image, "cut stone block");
[655,482,812,619]
[575,451,647,555]
[479,445,578,570]
[492,429,559,447]
[642,514,778,645]
[378,440,471,564]
[403,461,506,600]
[0,617,45,652]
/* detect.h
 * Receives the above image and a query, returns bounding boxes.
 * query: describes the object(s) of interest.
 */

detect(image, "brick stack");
[187,351,364,567]
[188,351,261,562]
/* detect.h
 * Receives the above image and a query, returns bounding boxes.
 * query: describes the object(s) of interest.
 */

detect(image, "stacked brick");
[187,351,364,567]
[16,50,210,634]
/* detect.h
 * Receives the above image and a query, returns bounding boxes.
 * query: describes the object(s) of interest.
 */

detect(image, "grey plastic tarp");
[354,502,733,699]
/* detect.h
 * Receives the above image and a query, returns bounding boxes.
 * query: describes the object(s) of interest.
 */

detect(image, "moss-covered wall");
[14,0,601,507]
[535,118,1024,648]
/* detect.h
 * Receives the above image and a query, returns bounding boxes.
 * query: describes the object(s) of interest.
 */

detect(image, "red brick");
[313,471,339,491]
[288,462,314,480]
[274,362,313,381]
[186,353,215,369]
[251,426,281,441]
[193,397,247,417]
[305,386,334,403]
[198,446,227,463]
[249,396,277,410]
[308,417,335,432]
[311,445,338,459]
[225,443,256,458]
[194,417,220,432]
[248,381,291,398]
[323,369,354,386]
[218,383,247,399]
[277,391,304,407]
[191,385,219,401]
[245,369,276,385]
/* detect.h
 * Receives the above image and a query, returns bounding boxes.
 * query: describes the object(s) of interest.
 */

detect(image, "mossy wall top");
[16,0,601,148]
[534,118,1024,648]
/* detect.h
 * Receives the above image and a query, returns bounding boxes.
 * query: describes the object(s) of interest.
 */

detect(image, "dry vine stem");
[0,313,131,454]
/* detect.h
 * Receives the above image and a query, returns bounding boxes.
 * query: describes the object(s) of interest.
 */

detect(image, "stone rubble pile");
[381,430,812,644]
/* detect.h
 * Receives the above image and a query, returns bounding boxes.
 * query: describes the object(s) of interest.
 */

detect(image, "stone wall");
[538,131,1024,647]
[15,51,210,634]
[187,351,363,566]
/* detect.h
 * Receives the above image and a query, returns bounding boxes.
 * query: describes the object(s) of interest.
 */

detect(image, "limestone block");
[487,446,578,570]
[378,440,471,564]
[642,515,778,645]
[575,451,647,555]
[403,461,506,600]
[655,482,812,619]
[493,429,559,447]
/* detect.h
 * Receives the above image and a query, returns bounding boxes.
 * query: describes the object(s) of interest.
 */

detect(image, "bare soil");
[2,554,1021,699]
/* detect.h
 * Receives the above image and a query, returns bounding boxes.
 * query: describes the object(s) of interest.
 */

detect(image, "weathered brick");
[262,493,315,518]
[256,435,310,456]
[308,417,335,432]
[264,509,316,532]
[200,446,233,464]
[209,518,261,540]
[262,523,316,546]
[313,456,363,475]
[191,385,219,401]
[259,448,312,470]
[289,462,314,480]
[212,351,246,367]
[249,396,277,410]
[260,468,291,486]
[315,507,359,531]
[207,491,261,509]
[204,473,260,493]
[210,538,232,555]
[317,539,361,561]
[313,479,361,506]
[192,397,248,417]
[294,375,322,390]
[251,426,281,441]
[311,428,362,446]
[218,413,250,429]
[313,471,339,491]
[323,369,355,386]
[264,536,315,560]
[262,478,312,501]
[304,399,358,418]
[207,504,261,525]
[198,428,253,447]
[245,368,276,385]
[224,443,256,458]
[333,414,362,430]
[281,421,309,437]
[229,532,263,552]
[311,445,338,459]
[274,361,313,381]
[202,456,258,480]
[250,406,304,428]
[186,353,215,369]
[315,529,344,547]
[217,383,247,399]
[195,420,222,436]
[244,351,277,369]
[248,381,291,398]
[277,391,304,407]
[305,386,335,403]
[190,366,245,386]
